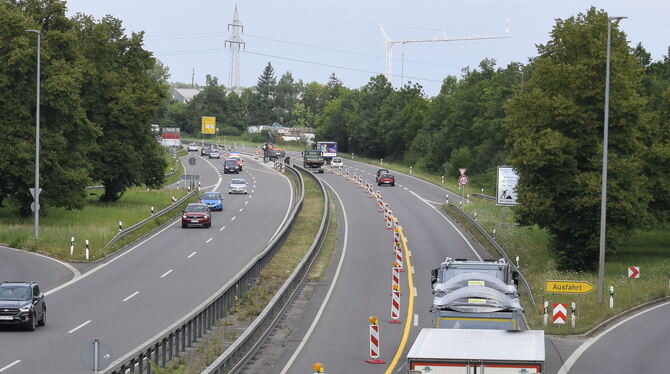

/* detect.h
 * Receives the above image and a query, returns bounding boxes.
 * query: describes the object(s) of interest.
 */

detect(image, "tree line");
[0,0,168,215]
[162,8,669,270]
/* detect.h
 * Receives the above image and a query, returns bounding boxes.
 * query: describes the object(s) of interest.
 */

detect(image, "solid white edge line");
[187,251,197,258]
[557,300,670,374]
[266,172,294,244]
[68,320,91,334]
[409,190,483,261]
[122,291,140,302]
[160,269,173,278]
[279,180,348,374]
[0,360,21,373]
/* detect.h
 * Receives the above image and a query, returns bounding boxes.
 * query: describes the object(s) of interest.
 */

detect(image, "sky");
[64,1,670,97]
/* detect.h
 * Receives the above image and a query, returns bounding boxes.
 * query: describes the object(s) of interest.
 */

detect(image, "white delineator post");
[70,237,75,256]
[150,206,155,216]
[365,316,385,364]
[609,286,614,309]
[543,301,548,326]
[571,302,576,328]
[118,221,122,232]
[85,239,90,260]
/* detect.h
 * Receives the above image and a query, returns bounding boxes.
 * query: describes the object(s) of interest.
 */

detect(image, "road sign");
[628,266,640,279]
[201,116,216,134]
[552,303,567,324]
[458,175,469,186]
[458,168,467,176]
[188,157,196,166]
[545,280,595,294]
[81,340,113,371]
[29,187,42,199]
[496,165,519,206]
[30,202,40,213]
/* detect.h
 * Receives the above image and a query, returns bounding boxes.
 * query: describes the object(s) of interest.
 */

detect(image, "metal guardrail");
[447,204,537,309]
[103,165,306,374]
[471,193,496,201]
[104,190,197,249]
[202,165,329,374]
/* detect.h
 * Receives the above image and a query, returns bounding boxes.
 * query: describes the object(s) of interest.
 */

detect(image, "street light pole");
[27,29,41,241]
[598,16,626,303]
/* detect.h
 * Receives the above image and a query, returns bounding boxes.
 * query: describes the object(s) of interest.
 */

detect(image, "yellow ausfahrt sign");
[201,116,216,134]
[545,280,595,294]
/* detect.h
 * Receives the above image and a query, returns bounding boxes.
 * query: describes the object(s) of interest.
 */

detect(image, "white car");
[229,178,248,194]
[331,157,343,168]
[187,143,198,152]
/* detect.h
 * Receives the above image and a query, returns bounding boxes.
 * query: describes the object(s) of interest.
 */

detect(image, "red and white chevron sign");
[552,303,567,324]
[628,266,640,279]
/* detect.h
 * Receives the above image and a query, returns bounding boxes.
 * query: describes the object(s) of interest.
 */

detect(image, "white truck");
[315,141,337,164]
[407,328,545,373]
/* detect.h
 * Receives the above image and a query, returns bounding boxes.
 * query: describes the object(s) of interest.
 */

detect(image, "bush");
[218,126,242,136]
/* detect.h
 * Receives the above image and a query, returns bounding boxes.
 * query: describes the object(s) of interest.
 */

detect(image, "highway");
[0,152,292,373]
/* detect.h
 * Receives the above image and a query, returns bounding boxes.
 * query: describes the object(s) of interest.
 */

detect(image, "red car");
[377,173,395,187]
[181,203,212,228]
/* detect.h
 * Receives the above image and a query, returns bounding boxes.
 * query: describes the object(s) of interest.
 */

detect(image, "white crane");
[379,21,512,83]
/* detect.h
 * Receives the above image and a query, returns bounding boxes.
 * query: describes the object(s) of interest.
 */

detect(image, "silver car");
[228,178,248,194]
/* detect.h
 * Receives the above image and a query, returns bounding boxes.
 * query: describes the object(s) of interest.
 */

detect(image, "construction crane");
[379,22,511,83]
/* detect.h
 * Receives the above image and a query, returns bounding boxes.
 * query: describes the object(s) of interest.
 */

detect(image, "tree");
[505,8,652,270]
[249,62,277,126]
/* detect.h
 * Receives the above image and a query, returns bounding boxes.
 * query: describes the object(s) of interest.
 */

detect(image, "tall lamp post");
[598,16,626,303]
[27,29,41,241]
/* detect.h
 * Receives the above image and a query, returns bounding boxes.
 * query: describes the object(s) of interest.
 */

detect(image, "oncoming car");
[200,191,224,211]
[187,143,198,152]
[0,281,46,331]
[377,173,395,187]
[229,178,248,194]
[181,203,212,228]
[331,157,343,168]
[209,149,221,159]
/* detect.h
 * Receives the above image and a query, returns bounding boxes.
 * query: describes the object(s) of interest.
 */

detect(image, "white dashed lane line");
[122,291,140,302]
[187,251,197,258]
[239,208,244,212]
[160,269,173,278]
[231,216,236,221]
[206,237,213,244]
[219,226,226,231]
[0,360,21,373]
[244,201,248,205]
[68,320,91,334]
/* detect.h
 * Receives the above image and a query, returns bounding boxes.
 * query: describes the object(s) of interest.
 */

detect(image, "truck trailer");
[407,329,545,374]
[315,141,337,164]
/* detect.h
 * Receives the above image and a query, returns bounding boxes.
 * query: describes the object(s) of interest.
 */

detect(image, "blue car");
[200,191,224,211]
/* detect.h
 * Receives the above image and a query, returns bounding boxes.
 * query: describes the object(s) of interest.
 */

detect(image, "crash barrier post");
[70,237,75,256]
[85,239,90,260]
[365,316,385,364]
[390,285,401,324]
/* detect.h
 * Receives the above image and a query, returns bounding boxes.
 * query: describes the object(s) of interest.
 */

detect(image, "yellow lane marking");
[385,228,415,374]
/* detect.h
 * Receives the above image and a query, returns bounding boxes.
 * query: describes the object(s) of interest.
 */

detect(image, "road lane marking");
[408,250,412,257]
[409,190,483,261]
[244,201,248,205]
[279,180,348,374]
[219,226,226,231]
[206,237,213,243]
[160,269,173,278]
[414,287,417,297]
[414,314,418,326]
[122,291,140,302]
[0,360,21,373]
[248,195,252,199]
[187,251,197,258]
[239,208,244,212]
[404,187,409,190]
[68,320,92,334]
[252,189,255,193]
[411,266,415,274]
[231,216,236,221]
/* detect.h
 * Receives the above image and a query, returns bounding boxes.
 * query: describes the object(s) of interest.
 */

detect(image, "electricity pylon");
[226,4,245,92]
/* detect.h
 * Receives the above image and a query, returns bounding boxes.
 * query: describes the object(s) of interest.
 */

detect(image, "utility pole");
[27,29,41,241]
[379,23,512,85]
[225,4,245,93]
[191,68,195,88]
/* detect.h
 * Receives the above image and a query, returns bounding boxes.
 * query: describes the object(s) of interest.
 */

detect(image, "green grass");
[456,198,670,334]
[154,169,327,373]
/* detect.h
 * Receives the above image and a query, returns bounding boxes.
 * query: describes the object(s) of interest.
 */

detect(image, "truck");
[315,141,337,164]
[302,149,324,173]
[262,143,285,162]
[407,328,545,373]
[430,258,524,330]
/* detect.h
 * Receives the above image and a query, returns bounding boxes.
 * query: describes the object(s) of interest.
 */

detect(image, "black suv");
[0,281,46,331]
[223,158,240,174]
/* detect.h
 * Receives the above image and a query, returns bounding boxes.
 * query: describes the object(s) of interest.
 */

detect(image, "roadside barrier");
[386,212,393,230]
[312,362,325,373]
[394,238,404,272]
[365,316,385,364]
[391,264,400,293]
[390,285,401,324]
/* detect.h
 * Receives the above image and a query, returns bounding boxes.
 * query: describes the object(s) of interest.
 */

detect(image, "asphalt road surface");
[0,246,77,291]
[0,153,292,373]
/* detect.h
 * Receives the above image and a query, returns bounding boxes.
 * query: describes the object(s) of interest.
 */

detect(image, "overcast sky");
[65,1,670,97]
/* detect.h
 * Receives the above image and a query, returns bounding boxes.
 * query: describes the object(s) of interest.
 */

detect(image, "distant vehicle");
[200,191,224,211]
[302,149,324,173]
[209,149,221,159]
[187,143,198,152]
[228,153,244,171]
[375,168,389,183]
[0,281,46,331]
[262,144,285,162]
[201,147,211,157]
[229,178,248,194]
[223,158,240,174]
[377,173,395,186]
[181,203,211,228]
[330,157,343,168]
[316,141,337,164]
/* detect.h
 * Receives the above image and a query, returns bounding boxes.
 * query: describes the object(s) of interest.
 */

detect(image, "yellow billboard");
[201,116,216,134]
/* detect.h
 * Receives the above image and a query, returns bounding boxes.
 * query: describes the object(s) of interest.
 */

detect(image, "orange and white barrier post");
[395,241,404,272]
[393,228,401,250]
[377,197,384,212]
[312,362,325,373]
[391,263,401,292]
[365,316,385,364]
[389,285,401,324]
[386,211,393,230]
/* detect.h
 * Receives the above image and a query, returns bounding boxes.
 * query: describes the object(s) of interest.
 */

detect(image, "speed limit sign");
[458,175,469,186]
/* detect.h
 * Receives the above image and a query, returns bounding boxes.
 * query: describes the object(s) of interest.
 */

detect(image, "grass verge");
[154,169,333,373]
[451,198,670,334]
